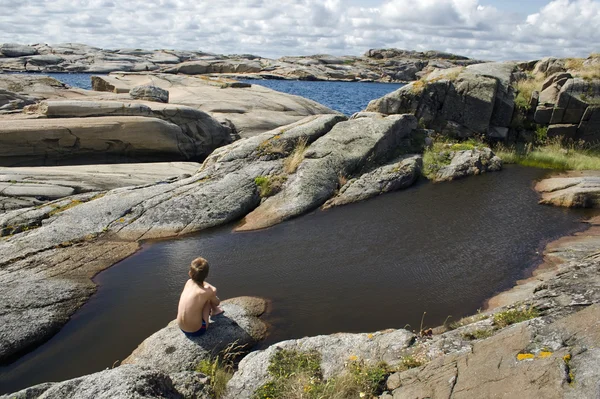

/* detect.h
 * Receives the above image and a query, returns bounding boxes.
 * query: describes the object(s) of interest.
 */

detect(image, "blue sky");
[1,0,599,60]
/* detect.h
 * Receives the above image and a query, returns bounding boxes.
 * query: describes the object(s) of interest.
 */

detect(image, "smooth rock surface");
[434,148,503,182]
[91,73,339,137]
[122,297,267,374]
[237,114,420,231]
[323,154,422,208]
[536,172,600,208]
[0,162,200,212]
[1,365,209,399]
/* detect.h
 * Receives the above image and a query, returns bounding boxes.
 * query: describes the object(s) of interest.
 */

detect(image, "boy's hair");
[190,257,209,285]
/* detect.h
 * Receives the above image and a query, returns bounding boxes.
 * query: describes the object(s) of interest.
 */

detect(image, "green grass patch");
[494,140,600,171]
[253,350,392,399]
[493,307,540,328]
[254,175,287,198]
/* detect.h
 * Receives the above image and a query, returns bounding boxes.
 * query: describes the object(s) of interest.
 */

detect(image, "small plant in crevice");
[492,306,540,328]
[196,342,247,398]
[254,175,287,198]
[283,137,308,174]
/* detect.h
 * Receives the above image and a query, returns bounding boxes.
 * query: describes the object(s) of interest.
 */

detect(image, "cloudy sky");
[1,0,598,60]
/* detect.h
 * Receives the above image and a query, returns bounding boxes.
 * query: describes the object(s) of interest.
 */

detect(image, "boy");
[177,257,224,336]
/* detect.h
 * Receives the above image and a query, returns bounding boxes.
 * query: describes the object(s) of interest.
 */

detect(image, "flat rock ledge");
[536,172,600,208]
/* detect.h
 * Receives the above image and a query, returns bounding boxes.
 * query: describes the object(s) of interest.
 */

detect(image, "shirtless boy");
[177,257,224,336]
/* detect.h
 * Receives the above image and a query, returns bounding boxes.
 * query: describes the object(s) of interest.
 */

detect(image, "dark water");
[0,166,594,393]
[239,79,403,115]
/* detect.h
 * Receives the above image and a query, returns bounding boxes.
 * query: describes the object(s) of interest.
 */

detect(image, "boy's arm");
[207,283,221,306]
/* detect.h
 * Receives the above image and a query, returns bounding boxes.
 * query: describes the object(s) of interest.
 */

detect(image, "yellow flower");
[348,355,358,361]
[539,351,553,358]
[367,334,374,339]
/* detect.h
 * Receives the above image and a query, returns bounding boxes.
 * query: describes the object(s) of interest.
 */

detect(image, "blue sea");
[239,79,404,115]
[11,73,403,115]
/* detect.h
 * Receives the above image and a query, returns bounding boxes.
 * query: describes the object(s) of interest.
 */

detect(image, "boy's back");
[177,280,216,333]
[176,257,223,335]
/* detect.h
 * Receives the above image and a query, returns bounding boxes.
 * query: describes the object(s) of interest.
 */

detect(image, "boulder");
[0,43,38,57]
[323,154,422,208]
[236,114,420,231]
[536,173,600,208]
[2,364,209,399]
[122,297,267,374]
[533,57,566,76]
[440,72,498,134]
[547,124,577,139]
[432,148,502,182]
[534,106,554,124]
[552,78,600,124]
[578,106,600,141]
[129,85,169,103]
[465,62,517,129]
[366,63,517,138]
[225,329,415,399]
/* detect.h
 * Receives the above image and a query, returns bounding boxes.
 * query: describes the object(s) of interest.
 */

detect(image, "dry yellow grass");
[513,75,545,110]
[565,58,585,70]
[283,138,308,174]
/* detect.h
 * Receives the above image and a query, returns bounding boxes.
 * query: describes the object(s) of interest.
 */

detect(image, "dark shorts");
[181,321,207,337]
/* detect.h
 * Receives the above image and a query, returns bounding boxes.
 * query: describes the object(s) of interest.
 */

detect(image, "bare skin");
[177,274,224,333]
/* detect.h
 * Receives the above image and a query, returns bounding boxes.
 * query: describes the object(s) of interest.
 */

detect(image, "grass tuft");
[493,307,540,328]
[254,175,288,198]
[196,342,246,398]
[283,138,308,174]
[513,76,544,111]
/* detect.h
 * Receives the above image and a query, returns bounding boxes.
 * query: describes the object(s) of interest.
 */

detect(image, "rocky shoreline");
[2,50,600,398]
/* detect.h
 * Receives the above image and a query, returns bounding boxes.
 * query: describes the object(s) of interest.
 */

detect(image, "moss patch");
[254,175,288,198]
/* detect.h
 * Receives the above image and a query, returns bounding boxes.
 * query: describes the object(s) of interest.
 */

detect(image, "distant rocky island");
[1,42,600,398]
[0,42,482,82]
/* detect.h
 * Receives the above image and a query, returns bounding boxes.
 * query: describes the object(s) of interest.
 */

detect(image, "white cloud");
[0,0,598,60]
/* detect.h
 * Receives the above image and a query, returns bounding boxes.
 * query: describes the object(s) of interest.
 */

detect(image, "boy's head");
[189,257,209,285]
